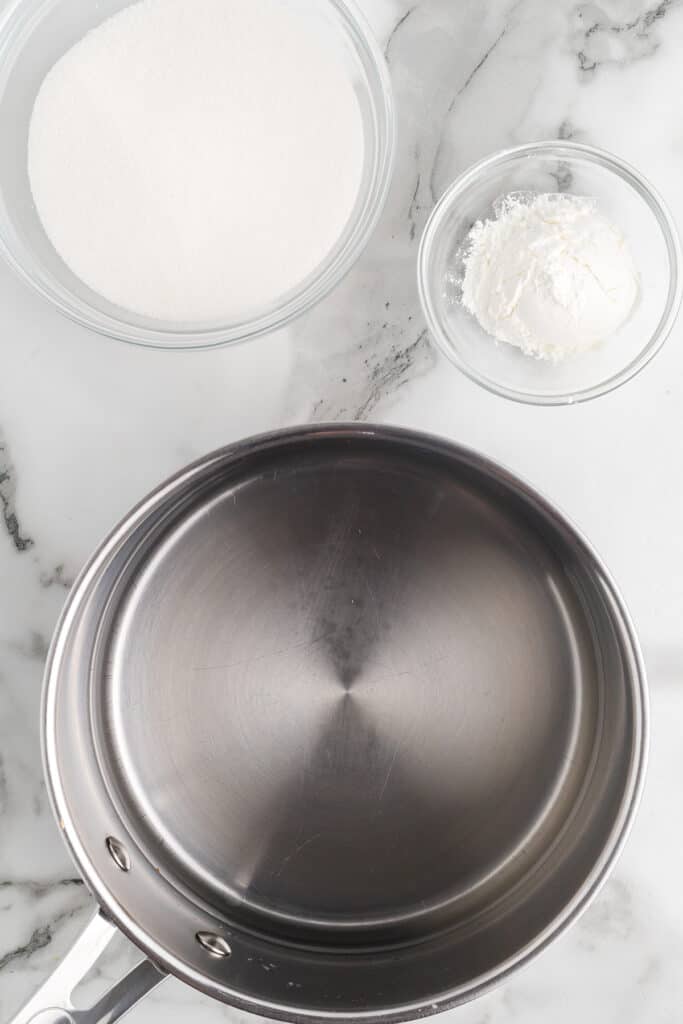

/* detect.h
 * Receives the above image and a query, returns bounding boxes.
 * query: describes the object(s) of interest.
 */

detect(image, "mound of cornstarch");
[28,0,364,322]
[460,193,639,360]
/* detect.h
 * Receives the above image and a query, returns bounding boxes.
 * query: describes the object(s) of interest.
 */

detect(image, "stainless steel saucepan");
[10,425,647,1024]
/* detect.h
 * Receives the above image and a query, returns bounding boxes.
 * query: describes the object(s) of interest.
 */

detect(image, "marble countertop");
[2,0,683,1021]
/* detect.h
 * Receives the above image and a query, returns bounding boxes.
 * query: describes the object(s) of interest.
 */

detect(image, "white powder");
[460,192,639,360]
[28,0,365,322]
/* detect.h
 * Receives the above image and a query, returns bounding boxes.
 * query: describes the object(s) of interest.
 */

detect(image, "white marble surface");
[2,0,683,1021]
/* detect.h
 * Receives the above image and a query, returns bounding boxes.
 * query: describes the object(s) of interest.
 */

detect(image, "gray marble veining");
[0,438,34,553]
[2,0,683,1021]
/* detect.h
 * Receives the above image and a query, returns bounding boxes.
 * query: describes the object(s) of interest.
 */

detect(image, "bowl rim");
[417,140,682,406]
[0,0,396,350]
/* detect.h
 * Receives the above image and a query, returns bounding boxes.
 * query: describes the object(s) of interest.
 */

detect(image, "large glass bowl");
[0,0,395,349]
[418,142,681,405]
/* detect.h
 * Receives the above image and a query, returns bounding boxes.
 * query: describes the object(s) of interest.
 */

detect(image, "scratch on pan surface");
[273,832,323,879]
[378,740,401,802]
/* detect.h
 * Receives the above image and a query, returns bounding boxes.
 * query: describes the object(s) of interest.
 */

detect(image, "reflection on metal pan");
[12,425,646,1024]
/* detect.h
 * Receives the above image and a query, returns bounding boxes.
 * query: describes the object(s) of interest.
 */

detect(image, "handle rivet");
[28,1013,74,1024]
[196,932,232,958]
[106,836,131,872]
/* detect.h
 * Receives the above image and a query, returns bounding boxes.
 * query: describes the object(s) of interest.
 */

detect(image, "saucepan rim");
[41,424,648,1022]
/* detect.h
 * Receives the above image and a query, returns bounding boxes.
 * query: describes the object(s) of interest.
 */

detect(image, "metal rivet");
[30,1013,74,1024]
[106,836,131,872]
[196,932,232,958]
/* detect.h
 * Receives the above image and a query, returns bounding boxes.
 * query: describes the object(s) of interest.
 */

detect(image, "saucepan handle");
[8,911,165,1024]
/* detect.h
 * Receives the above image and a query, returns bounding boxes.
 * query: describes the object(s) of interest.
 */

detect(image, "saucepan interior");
[44,426,646,1021]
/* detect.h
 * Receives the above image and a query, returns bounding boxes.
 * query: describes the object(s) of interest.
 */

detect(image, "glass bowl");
[0,0,395,349]
[418,142,681,405]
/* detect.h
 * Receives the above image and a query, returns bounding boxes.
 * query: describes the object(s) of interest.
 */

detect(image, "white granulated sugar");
[460,192,639,360]
[28,0,365,322]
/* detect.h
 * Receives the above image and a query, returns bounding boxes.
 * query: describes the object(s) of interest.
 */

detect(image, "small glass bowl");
[418,142,681,405]
[0,0,395,349]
